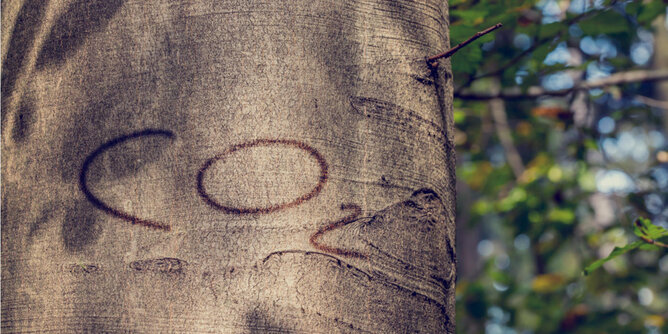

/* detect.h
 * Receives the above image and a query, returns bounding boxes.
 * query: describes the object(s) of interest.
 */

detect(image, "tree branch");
[458,9,599,90]
[639,235,668,248]
[427,23,502,67]
[489,97,525,178]
[455,69,668,100]
[634,95,668,110]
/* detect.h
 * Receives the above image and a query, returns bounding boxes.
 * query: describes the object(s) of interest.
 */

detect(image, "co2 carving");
[79,129,174,231]
[309,203,366,259]
[196,139,328,215]
[79,131,328,231]
[79,129,440,260]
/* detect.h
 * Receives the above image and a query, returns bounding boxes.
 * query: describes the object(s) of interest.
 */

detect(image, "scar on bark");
[68,263,100,275]
[310,188,446,259]
[349,96,447,144]
[129,257,187,274]
[309,203,366,259]
[79,129,174,231]
[197,139,328,214]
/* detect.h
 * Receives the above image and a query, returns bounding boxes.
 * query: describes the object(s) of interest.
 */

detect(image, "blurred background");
[451,0,668,333]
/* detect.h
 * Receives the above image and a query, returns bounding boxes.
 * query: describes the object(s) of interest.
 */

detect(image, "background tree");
[452,0,668,333]
[2,0,455,332]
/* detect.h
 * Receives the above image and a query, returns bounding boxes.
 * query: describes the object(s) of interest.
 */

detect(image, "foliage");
[452,0,668,333]
[584,218,667,275]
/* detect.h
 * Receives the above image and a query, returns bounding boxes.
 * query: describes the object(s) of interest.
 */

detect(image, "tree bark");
[2,1,455,332]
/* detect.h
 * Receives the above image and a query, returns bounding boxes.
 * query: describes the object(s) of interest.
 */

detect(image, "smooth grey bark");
[2,1,455,332]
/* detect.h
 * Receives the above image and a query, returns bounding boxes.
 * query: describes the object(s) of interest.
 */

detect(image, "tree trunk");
[2,1,455,332]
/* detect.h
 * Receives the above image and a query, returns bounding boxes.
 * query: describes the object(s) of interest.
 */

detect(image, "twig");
[634,95,668,110]
[427,23,502,67]
[639,235,668,248]
[455,69,668,100]
[458,9,598,90]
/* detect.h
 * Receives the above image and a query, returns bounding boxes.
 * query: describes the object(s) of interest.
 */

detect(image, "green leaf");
[451,44,483,75]
[624,1,641,17]
[531,42,553,64]
[454,109,467,124]
[638,243,661,251]
[538,22,565,40]
[637,0,667,25]
[539,63,570,75]
[578,10,629,35]
[584,220,668,276]
[547,207,575,224]
[634,217,668,240]
[583,241,644,275]
[450,26,480,45]
[451,9,489,25]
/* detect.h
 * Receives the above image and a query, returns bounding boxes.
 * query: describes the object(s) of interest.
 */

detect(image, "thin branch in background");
[455,9,600,93]
[489,97,525,179]
[481,11,595,79]
[634,95,668,111]
[427,23,503,68]
[455,69,668,100]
